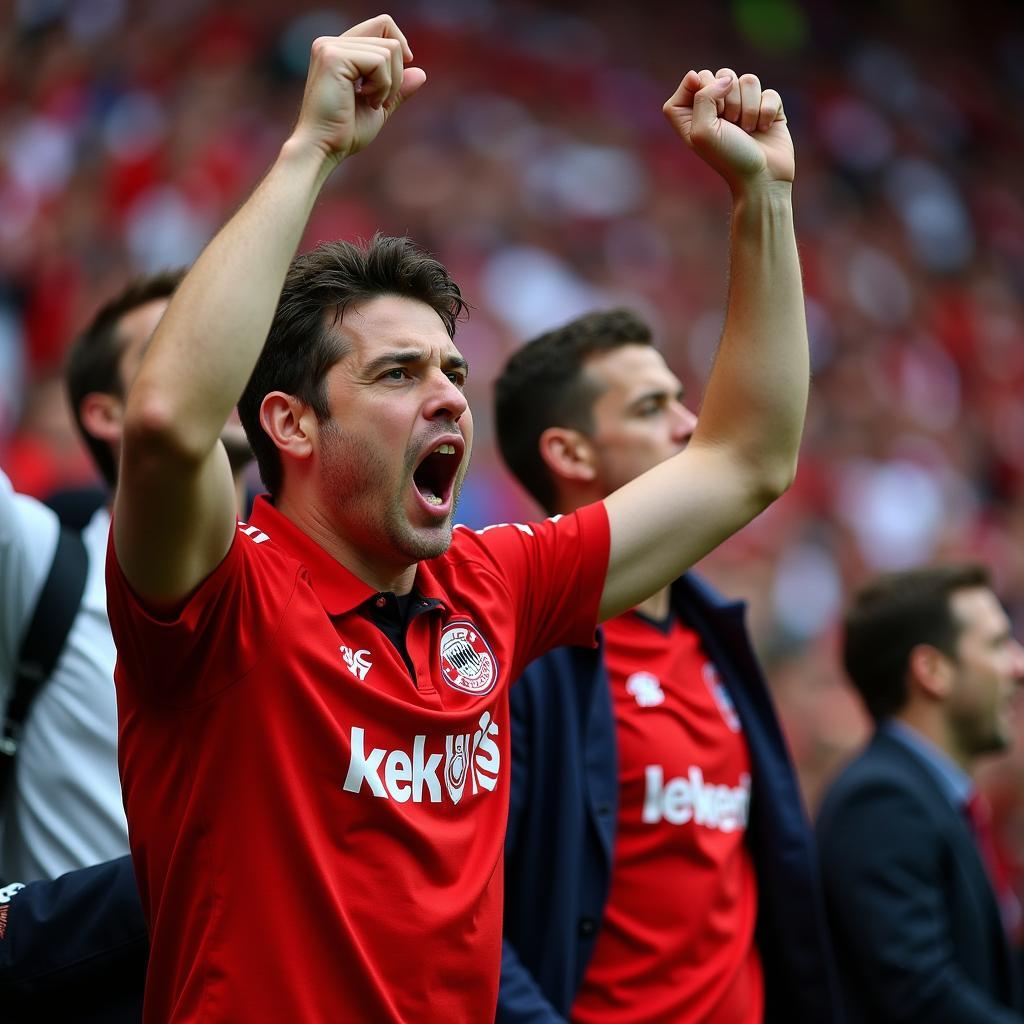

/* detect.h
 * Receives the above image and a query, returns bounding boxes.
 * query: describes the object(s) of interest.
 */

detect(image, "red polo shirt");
[106,497,609,1024]
[573,612,761,1024]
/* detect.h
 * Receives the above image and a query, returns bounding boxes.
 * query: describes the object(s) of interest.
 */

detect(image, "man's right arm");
[113,16,425,606]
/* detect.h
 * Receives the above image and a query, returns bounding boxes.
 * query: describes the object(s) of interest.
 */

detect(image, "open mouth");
[412,438,463,511]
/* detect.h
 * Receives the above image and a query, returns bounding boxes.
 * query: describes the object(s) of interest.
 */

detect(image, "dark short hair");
[493,309,654,512]
[66,270,184,487]
[843,563,992,722]
[237,235,467,498]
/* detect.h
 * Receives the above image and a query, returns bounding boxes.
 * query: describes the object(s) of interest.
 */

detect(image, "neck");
[893,707,973,773]
[635,585,672,622]
[276,493,418,595]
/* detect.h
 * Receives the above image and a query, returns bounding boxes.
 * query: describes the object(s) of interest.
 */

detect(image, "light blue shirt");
[880,718,973,811]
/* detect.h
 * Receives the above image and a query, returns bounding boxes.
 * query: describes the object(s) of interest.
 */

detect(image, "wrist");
[729,181,795,238]
[730,177,793,204]
[277,135,343,193]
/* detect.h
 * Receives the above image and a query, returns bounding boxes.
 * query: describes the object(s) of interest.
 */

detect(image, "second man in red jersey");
[494,310,839,1023]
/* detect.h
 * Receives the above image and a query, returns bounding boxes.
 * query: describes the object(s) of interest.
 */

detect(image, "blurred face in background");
[945,586,1024,762]
[582,344,697,497]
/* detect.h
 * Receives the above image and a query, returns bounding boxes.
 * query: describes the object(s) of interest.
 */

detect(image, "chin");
[394,521,454,563]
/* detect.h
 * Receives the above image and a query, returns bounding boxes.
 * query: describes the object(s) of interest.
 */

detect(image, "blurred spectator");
[0,273,182,882]
[817,564,1024,1022]
[0,265,254,887]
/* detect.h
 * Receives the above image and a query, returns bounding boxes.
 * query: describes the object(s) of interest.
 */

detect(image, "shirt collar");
[248,496,450,617]
[880,718,974,809]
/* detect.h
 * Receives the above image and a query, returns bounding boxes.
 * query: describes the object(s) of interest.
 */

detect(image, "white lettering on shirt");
[343,711,500,805]
[641,765,750,832]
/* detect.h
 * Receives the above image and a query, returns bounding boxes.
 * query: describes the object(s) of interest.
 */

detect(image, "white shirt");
[0,469,127,881]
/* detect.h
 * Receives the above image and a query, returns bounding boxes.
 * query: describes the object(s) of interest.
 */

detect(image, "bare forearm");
[126,141,335,460]
[692,181,807,500]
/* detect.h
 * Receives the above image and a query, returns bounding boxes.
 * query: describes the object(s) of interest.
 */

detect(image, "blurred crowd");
[2,0,1023,855]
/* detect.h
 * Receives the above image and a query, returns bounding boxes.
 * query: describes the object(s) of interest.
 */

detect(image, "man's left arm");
[600,69,806,621]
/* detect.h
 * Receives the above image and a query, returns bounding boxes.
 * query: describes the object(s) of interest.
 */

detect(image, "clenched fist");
[663,69,793,194]
[289,14,427,165]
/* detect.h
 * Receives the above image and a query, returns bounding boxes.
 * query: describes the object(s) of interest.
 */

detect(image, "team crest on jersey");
[439,620,498,696]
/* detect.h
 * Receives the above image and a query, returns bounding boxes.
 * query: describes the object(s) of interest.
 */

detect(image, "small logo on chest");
[703,663,741,732]
[439,620,498,696]
[626,671,665,707]
[340,645,373,681]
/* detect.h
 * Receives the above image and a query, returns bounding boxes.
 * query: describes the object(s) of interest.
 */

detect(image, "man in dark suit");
[817,564,1024,1023]
[493,309,839,1023]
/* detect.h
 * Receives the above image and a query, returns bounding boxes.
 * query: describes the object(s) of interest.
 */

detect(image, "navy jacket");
[0,855,146,1023]
[816,730,1023,1023]
[499,573,841,1023]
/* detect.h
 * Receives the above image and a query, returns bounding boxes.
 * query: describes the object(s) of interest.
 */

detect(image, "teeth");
[436,444,456,455]
[425,495,443,506]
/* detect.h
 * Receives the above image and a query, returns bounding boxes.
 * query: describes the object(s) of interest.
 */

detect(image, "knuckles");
[309,32,402,64]
[310,36,334,59]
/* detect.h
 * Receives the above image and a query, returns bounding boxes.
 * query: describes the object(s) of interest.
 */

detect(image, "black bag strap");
[2,527,89,759]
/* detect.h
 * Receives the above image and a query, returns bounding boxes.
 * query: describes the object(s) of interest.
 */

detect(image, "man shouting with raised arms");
[107,14,806,1024]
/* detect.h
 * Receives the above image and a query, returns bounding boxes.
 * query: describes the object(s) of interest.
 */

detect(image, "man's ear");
[260,392,317,462]
[538,426,597,485]
[78,392,124,445]
[908,643,956,702]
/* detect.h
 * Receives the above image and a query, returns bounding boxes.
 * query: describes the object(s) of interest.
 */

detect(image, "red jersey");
[572,612,762,1024]
[106,497,609,1024]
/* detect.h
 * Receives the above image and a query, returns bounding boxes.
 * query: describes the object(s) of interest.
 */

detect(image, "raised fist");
[290,14,427,164]
[663,69,793,192]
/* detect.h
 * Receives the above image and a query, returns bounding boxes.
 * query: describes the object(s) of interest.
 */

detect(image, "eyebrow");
[362,349,470,378]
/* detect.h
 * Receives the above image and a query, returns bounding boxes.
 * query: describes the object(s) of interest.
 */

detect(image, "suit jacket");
[498,573,841,1023]
[816,728,1023,1023]
[0,855,146,1023]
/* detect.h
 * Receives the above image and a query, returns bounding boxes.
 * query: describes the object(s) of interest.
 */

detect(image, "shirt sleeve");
[455,502,610,680]
[104,523,298,708]
[0,470,60,705]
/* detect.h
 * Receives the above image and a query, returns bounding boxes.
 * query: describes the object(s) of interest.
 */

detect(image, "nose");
[1011,639,1024,683]
[424,369,468,423]
[671,403,698,445]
